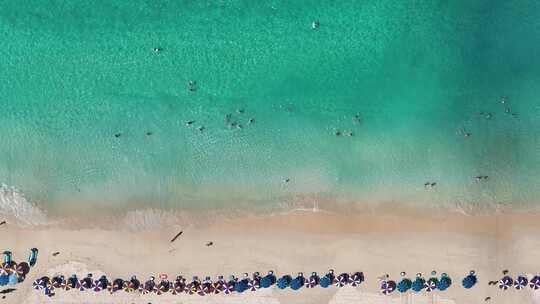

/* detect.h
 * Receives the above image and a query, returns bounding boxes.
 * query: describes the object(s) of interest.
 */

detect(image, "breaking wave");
[0,183,47,226]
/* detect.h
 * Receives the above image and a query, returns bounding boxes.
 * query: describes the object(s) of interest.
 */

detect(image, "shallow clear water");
[0,1,539,215]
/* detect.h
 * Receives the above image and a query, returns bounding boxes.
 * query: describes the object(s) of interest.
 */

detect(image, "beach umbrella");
[350,272,364,287]
[397,278,412,293]
[438,274,452,291]
[514,276,528,290]
[144,276,158,294]
[124,276,140,293]
[0,273,8,286]
[336,273,349,287]
[65,274,80,290]
[7,272,17,286]
[277,275,292,289]
[223,276,236,294]
[249,272,261,291]
[187,276,200,295]
[306,272,319,288]
[94,275,110,292]
[290,273,305,291]
[1,252,16,275]
[80,273,94,291]
[158,275,171,294]
[2,251,12,265]
[462,271,477,289]
[320,271,335,289]
[381,280,396,295]
[173,276,186,295]
[260,271,276,288]
[52,275,66,289]
[28,248,38,267]
[425,277,439,292]
[235,274,249,293]
[33,276,50,290]
[498,276,513,290]
[212,275,225,294]
[15,262,30,282]
[201,276,214,295]
[411,274,425,292]
[529,276,540,290]
[111,278,125,293]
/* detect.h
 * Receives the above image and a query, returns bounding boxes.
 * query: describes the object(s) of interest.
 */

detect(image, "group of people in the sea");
[0,249,38,286]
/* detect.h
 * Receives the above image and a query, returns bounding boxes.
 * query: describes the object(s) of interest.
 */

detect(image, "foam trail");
[0,183,47,226]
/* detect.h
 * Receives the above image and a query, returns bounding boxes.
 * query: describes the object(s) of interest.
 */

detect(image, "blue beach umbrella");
[260,271,276,288]
[319,275,332,288]
[2,251,12,264]
[277,275,292,289]
[438,273,452,291]
[462,271,477,289]
[28,248,38,267]
[411,274,425,292]
[7,272,18,285]
[290,273,305,291]
[397,278,412,293]
[234,277,249,293]
[514,276,528,290]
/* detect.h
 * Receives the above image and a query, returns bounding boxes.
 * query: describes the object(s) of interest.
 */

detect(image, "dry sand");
[1,210,540,304]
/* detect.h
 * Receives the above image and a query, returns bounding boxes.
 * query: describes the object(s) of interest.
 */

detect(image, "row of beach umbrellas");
[496,274,540,290]
[0,249,38,286]
[32,269,484,297]
[33,270,364,297]
[379,271,476,295]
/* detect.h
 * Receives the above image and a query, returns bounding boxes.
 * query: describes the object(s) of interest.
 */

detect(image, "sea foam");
[0,183,47,226]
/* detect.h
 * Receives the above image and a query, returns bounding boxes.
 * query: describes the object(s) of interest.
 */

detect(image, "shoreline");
[2,210,540,303]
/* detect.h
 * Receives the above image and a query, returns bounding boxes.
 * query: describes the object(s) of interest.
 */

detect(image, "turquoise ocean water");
[1,1,539,218]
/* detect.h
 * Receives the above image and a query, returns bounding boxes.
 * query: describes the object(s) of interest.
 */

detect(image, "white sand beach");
[2,210,540,304]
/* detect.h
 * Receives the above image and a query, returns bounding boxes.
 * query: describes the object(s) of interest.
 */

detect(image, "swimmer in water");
[197,126,205,132]
[345,131,353,136]
[335,130,342,136]
[186,120,195,126]
[146,131,153,136]
[312,20,320,29]
[237,109,244,114]
[114,133,122,138]
[248,118,255,124]
[153,47,162,53]
[284,178,290,183]
[188,80,197,92]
